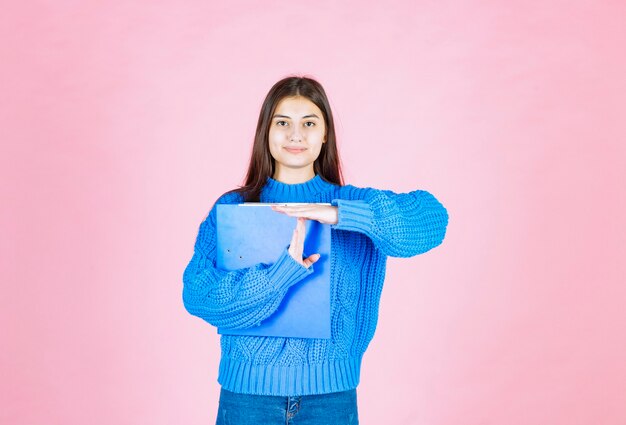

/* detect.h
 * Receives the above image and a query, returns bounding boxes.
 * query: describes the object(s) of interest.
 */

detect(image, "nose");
[290,126,303,142]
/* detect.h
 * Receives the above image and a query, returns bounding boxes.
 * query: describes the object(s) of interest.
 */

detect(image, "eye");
[276,120,288,126]
[304,121,315,127]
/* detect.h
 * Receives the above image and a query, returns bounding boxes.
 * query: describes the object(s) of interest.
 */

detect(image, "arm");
[182,198,313,329]
[330,185,449,258]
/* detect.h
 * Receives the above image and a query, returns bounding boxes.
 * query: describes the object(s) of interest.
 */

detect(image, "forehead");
[274,96,323,117]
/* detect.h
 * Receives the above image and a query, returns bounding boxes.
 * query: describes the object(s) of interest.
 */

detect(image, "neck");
[272,165,315,184]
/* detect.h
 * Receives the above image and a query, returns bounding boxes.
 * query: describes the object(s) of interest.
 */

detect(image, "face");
[268,96,327,179]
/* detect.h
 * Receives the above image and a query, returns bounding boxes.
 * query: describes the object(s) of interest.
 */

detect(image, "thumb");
[304,253,321,267]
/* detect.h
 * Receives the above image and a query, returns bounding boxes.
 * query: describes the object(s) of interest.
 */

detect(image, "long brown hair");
[227,75,344,202]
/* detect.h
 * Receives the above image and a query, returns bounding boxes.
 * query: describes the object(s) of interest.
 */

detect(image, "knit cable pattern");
[182,175,449,395]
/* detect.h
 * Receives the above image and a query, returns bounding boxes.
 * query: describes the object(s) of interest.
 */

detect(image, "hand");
[271,204,338,225]
[288,217,320,268]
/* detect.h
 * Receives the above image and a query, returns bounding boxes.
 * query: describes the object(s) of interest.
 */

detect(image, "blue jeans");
[215,387,359,425]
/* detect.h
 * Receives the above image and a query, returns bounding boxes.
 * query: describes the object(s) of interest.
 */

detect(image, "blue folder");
[215,204,331,339]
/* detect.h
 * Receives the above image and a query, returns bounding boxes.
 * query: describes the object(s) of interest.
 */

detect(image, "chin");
[279,160,314,169]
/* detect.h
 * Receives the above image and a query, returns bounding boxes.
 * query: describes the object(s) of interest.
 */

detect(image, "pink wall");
[2,1,625,424]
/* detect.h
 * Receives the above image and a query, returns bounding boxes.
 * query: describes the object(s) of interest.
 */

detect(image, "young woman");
[182,76,449,424]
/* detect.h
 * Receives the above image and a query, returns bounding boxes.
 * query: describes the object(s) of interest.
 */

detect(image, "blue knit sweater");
[182,174,448,396]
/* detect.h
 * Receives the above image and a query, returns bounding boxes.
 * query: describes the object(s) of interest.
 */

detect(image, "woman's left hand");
[271,204,339,225]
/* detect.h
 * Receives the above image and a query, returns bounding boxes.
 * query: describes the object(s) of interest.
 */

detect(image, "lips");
[284,147,306,154]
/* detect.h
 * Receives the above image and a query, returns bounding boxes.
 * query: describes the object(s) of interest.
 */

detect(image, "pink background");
[2,1,625,424]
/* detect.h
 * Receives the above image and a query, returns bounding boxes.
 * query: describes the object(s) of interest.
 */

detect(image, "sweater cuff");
[330,199,374,234]
[267,248,314,292]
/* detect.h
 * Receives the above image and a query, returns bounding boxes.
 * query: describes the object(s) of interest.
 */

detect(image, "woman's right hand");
[288,217,320,268]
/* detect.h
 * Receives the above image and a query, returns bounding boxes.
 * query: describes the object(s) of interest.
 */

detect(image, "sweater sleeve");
[182,198,314,329]
[330,186,449,258]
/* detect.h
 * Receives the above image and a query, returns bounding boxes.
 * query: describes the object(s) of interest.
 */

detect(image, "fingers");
[288,217,306,265]
[288,226,301,261]
[272,205,317,218]
[272,204,337,225]
[287,218,320,268]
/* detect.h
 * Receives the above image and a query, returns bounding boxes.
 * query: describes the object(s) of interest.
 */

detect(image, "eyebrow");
[272,114,320,119]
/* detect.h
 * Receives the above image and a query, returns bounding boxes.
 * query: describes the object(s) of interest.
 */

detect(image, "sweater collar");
[261,174,334,202]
